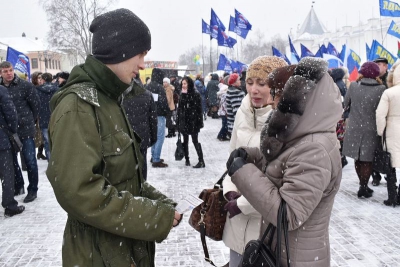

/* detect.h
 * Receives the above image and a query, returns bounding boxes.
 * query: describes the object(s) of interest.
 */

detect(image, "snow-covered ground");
[0,117,399,267]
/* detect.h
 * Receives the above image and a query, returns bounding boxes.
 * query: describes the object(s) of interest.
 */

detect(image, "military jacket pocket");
[102,129,133,157]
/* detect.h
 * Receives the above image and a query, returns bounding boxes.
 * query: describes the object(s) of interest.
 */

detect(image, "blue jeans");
[151,116,166,163]
[21,137,39,193]
[41,128,50,161]
[217,116,228,139]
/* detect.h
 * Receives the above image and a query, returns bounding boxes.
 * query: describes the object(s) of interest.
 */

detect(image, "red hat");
[228,73,239,85]
[359,61,380,79]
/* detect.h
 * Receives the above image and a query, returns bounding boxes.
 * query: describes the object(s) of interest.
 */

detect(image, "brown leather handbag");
[188,171,228,266]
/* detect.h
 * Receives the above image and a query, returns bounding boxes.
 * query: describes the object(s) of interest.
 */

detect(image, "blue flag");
[300,44,314,58]
[368,39,397,68]
[234,9,252,30]
[272,46,291,65]
[315,45,327,58]
[210,25,219,40]
[211,8,226,31]
[230,60,248,73]
[380,0,400,17]
[229,16,249,39]
[387,20,400,38]
[202,19,210,35]
[327,42,339,57]
[217,28,237,48]
[347,50,361,73]
[288,36,300,63]
[6,46,30,80]
[366,43,371,59]
[217,54,232,72]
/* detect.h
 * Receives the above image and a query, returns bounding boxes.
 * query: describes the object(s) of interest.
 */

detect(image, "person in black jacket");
[177,76,205,168]
[36,73,59,161]
[206,73,220,118]
[0,61,40,203]
[145,68,169,168]
[330,68,347,97]
[0,85,25,217]
[123,78,157,180]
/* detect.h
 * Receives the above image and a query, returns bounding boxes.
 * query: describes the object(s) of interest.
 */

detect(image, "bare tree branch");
[40,0,116,61]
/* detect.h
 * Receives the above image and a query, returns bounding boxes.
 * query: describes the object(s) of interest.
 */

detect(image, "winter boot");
[357,185,373,198]
[193,143,205,168]
[183,143,190,166]
[37,144,47,160]
[371,171,382,186]
[357,185,372,198]
[341,155,348,168]
[384,169,398,207]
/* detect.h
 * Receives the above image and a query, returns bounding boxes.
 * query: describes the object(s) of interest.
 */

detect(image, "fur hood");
[261,57,342,162]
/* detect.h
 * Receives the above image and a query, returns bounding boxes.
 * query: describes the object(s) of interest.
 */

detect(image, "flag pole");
[236,33,239,60]
[210,38,213,73]
[202,33,205,75]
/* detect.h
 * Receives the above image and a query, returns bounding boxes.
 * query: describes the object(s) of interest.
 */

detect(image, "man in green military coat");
[46,9,182,267]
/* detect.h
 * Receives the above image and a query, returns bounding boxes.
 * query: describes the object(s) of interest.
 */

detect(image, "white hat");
[163,77,170,84]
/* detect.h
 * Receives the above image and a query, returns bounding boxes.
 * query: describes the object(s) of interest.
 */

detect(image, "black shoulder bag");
[241,201,290,267]
[373,128,392,175]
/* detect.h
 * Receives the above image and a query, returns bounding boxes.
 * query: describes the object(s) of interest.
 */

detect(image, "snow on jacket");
[0,74,40,139]
[231,58,343,267]
[46,56,176,267]
[222,93,271,254]
[226,85,245,133]
[36,82,58,129]
[123,86,157,152]
[0,85,18,151]
[145,68,169,117]
[342,79,386,161]
[376,63,400,167]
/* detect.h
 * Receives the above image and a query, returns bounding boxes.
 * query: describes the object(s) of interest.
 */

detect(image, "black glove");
[226,148,248,170]
[224,200,242,218]
[228,157,246,176]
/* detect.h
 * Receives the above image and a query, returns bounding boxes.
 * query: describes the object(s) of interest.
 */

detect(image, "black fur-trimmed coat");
[232,57,343,267]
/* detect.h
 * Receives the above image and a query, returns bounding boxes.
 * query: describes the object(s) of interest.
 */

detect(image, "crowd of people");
[0,7,399,267]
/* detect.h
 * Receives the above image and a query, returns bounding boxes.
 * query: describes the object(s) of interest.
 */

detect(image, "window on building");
[31,58,38,69]
[45,58,48,69]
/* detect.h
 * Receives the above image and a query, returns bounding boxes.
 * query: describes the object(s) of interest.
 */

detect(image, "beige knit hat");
[246,56,288,82]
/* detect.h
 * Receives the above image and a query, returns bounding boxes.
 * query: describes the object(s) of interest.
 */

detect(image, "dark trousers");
[182,133,199,146]
[217,116,228,139]
[0,149,18,210]
[21,137,39,193]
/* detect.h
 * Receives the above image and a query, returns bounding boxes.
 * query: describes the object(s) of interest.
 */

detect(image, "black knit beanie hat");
[90,8,151,64]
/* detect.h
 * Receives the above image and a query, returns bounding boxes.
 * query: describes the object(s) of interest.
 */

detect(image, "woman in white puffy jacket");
[376,61,400,207]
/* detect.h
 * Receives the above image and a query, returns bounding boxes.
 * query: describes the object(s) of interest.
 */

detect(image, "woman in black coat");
[176,76,205,168]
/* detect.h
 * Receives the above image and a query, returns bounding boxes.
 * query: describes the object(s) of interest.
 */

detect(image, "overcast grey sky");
[2,0,380,61]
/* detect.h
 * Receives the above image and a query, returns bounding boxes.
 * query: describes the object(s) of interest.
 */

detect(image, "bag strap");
[214,170,228,189]
[258,201,291,267]
[198,170,229,267]
[282,202,291,267]
[383,128,388,152]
